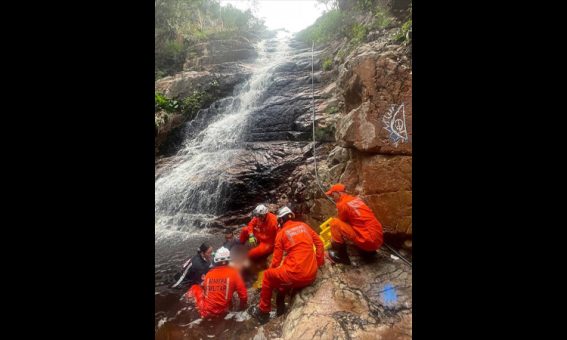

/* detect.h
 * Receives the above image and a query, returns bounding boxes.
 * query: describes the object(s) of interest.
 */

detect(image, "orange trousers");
[258,267,314,313]
[189,285,225,319]
[330,218,381,252]
[248,242,274,260]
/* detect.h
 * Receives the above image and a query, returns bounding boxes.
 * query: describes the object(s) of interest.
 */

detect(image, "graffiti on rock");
[382,103,409,146]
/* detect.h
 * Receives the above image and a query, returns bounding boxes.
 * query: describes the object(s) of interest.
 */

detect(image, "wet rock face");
[303,39,412,237]
[155,63,253,101]
[216,141,314,226]
[281,250,412,340]
[184,37,258,70]
[245,46,326,143]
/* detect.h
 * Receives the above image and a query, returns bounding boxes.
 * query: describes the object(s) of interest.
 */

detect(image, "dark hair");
[197,243,211,254]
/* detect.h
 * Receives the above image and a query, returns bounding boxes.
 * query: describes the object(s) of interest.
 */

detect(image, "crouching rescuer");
[239,204,278,260]
[186,247,248,319]
[326,183,384,264]
[250,206,325,324]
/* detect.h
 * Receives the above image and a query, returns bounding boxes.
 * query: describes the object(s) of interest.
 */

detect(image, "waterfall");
[155,32,291,236]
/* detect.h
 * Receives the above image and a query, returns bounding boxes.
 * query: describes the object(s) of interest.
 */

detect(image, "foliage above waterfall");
[296,0,411,71]
[296,0,398,46]
[296,9,346,44]
[155,0,266,78]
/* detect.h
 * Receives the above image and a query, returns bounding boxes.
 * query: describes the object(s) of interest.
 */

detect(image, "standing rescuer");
[186,247,248,319]
[239,204,278,260]
[250,206,325,324]
[326,184,384,264]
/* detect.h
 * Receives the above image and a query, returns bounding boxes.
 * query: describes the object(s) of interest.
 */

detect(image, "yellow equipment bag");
[319,217,334,250]
[252,253,273,289]
[252,270,264,289]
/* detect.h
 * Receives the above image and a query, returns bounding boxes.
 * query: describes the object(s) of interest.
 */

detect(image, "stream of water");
[155,32,293,339]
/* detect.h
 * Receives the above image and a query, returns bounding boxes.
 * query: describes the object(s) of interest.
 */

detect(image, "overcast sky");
[221,0,326,32]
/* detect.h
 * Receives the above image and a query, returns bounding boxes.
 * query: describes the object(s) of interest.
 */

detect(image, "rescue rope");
[309,41,412,268]
[311,41,333,204]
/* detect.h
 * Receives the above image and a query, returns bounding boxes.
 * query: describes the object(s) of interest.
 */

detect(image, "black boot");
[357,248,378,263]
[276,291,286,316]
[249,306,270,325]
[328,242,351,265]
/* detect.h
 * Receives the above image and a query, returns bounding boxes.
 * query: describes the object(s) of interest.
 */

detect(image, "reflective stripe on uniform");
[225,278,230,300]
[346,198,365,217]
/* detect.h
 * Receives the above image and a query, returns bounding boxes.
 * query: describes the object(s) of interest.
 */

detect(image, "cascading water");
[155,32,314,339]
[155,32,291,239]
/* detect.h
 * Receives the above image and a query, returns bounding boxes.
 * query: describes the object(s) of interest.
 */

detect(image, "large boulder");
[309,39,413,237]
[155,63,252,100]
[281,250,412,340]
[315,147,412,235]
[336,43,412,155]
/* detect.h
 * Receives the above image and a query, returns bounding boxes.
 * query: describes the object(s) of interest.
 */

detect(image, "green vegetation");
[374,7,392,29]
[155,80,220,129]
[297,0,397,55]
[355,0,375,11]
[155,0,265,79]
[296,9,346,45]
[325,106,340,114]
[350,23,367,45]
[322,57,333,71]
[297,0,412,67]
[394,19,412,42]
[315,124,336,142]
[155,92,181,113]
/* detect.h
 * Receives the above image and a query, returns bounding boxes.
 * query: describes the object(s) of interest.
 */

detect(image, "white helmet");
[252,204,269,217]
[214,247,231,263]
[276,206,295,219]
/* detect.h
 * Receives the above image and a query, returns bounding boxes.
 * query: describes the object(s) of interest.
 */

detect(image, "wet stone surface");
[280,248,412,340]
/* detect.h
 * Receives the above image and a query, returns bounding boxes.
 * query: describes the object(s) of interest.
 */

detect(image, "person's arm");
[234,272,248,310]
[239,219,255,244]
[308,226,325,267]
[270,231,284,269]
[247,218,259,246]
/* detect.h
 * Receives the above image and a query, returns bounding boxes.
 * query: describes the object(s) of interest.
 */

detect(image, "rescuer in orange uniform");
[186,247,248,319]
[326,183,383,264]
[239,204,279,260]
[250,206,325,324]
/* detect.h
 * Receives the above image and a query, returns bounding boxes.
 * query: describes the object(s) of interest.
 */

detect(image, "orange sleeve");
[238,228,249,244]
[233,271,248,309]
[248,217,258,234]
[308,226,325,267]
[239,218,256,243]
[337,201,350,223]
[270,231,284,269]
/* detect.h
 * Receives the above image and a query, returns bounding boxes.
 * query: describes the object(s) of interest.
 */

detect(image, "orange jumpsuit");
[187,265,247,319]
[331,193,383,251]
[258,220,325,313]
[239,212,278,259]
